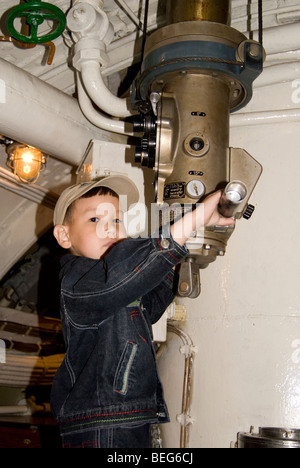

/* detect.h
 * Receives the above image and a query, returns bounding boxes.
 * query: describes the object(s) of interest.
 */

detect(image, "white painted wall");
[157,76,300,448]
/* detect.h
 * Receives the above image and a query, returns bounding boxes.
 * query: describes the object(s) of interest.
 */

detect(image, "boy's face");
[54,194,127,259]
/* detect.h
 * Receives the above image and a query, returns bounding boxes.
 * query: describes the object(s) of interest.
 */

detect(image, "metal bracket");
[178,257,201,298]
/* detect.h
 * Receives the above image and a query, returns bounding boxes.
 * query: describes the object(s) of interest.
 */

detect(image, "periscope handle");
[218,181,248,218]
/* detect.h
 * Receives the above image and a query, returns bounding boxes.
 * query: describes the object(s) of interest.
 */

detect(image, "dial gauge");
[186,180,205,199]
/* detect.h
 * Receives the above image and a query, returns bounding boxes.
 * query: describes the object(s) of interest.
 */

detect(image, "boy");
[51,175,234,448]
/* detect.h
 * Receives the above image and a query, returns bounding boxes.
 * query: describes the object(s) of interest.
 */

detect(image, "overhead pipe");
[0,58,127,166]
[80,61,132,117]
[76,72,133,135]
[231,108,300,127]
[67,1,134,119]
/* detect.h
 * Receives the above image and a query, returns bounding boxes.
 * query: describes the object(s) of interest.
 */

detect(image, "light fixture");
[6,142,46,183]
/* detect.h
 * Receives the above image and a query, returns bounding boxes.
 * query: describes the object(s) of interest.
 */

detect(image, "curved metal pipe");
[80,61,132,118]
[77,72,133,135]
[68,2,133,119]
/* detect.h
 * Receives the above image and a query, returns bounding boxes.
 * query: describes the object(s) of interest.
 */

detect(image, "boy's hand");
[171,190,236,246]
[203,191,236,227]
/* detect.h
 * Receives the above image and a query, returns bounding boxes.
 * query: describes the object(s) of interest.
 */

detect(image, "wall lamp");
[6,142,46,183]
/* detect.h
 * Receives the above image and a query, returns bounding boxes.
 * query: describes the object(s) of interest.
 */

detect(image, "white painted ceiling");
[0,0,300,279]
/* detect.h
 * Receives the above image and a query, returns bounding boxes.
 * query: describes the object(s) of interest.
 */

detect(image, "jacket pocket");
[113,341,138,395]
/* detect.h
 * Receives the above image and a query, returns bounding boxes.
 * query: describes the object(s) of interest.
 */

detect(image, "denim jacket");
[50,233,188,436]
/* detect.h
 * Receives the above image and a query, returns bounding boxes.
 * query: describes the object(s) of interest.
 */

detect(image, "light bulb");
[7,143,46,183]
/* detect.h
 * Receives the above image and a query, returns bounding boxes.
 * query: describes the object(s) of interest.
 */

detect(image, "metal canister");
[237,427,300,448]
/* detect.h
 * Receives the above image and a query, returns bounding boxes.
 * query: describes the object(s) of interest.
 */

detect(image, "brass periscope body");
[166,0,231,25]
[134,0,264,297]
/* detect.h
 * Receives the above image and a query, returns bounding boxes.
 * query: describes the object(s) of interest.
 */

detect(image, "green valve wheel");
[6,1,66,44]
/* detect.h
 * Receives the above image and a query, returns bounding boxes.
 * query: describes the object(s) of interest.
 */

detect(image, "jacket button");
[161,239,170,249]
